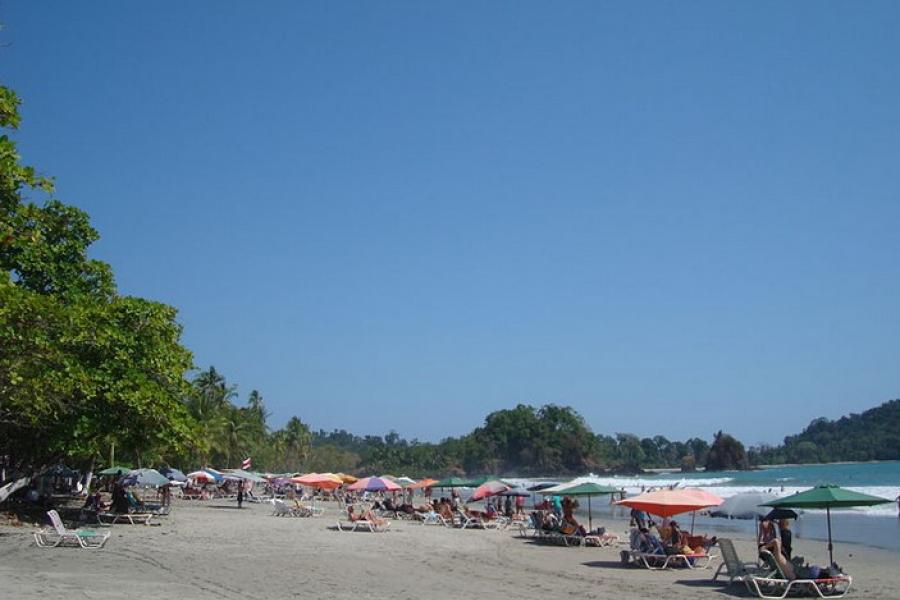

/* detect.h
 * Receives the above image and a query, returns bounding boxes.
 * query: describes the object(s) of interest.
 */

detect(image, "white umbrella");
[712,491,779,519]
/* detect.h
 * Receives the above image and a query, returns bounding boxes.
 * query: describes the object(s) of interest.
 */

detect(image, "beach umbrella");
[121,468,170,488]
[541,482,619,531]
[526,482,560,492]
[222,469,266,483]
[463,476,508,487]
[291,473,343,489]
[337,473,358,484]
[159,467,187,482]
[99,465,132,477]
[712,491,779,519]
[187,470,218,483]
[497,488,531,497]
[762,485,892,566]
[764,508,799,521]
[396,476,417,488]
[434,477,472,488]
[348,476,402,492]
[408,478,439,490]
[469,480,510,501]
[616,488,724,533]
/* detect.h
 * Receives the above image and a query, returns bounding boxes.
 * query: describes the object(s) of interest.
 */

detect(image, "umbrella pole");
[691,510,696,534]
[826,506,834,567]
[588,496,593,532]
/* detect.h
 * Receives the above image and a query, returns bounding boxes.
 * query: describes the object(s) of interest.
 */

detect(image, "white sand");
[0,499,896,599]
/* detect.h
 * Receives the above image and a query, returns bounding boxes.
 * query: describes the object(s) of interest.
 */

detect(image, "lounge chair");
[34,510,111,549]
[627,529,717,570]
[712,538,774,586]
[335,518,391,533]
[97,512,155,525]
[418,511,450,527]
[745,550,852,599]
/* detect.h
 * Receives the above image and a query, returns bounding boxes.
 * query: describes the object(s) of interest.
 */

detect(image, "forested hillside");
[749,399,900,464]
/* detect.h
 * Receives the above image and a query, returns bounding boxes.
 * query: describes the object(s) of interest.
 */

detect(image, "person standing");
[237,486,244,509]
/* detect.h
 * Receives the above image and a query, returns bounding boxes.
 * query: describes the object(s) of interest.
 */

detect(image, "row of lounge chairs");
[270,498,324,517]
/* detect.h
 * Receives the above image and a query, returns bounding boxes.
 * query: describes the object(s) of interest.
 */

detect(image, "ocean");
[509,461,900,553]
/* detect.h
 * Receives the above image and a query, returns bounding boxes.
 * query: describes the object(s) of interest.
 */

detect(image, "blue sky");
[3,2,899,446]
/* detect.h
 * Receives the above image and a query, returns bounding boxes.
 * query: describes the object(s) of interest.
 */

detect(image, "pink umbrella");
[348,476,402,492]
[470,480,510,502]
[616,488,724,533]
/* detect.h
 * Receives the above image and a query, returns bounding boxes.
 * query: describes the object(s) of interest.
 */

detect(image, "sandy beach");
[1,499,897,600]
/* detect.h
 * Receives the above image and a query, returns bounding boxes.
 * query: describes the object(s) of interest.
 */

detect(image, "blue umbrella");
[159,467,187,482]
[121,468,170,488]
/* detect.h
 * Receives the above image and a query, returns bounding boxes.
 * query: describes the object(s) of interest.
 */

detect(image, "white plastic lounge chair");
[97,512,154,525]
[335,518,391,532]
[627,529,716,570]
[746,550,852,599]
[418,512,449,526]
[712,538,773,586]
[34,510,110,549]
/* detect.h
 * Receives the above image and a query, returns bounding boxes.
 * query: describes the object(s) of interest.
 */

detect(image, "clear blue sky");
[3,2,899,447]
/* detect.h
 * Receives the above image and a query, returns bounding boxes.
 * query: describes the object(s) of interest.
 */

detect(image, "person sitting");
[637,527,665,555]
[778,519,793,559]
[347,505,386,525]
[484,502,498,520]
[758,518,777,550]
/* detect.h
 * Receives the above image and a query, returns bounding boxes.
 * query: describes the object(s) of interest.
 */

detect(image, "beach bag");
[560,524,576,535]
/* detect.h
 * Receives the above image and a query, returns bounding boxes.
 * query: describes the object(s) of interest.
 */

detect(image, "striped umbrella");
[348,476,402,492]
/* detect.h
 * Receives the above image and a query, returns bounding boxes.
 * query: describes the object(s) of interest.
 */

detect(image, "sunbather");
[347,506,387,526]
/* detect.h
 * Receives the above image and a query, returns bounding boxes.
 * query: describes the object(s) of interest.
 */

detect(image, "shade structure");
[710,491,779,520]
[187,470,218,483]
[408,478,439,490]
[121,468,170,488]
[616,489,724,518]
[222,469,266,483]
[434,477,473,488]
[469,480,510,501]
[395,476,417,487]
[291,472,343,489]
[159,467,187,482]
[348,476,402,492]
[336,473,358,484]
[764,508,799,521]
[498,488,531,497]
[99,465,132,476]
[463,476,508,487]
[762,485,892,566]
[541,482,620,530]
[526,482,560,492]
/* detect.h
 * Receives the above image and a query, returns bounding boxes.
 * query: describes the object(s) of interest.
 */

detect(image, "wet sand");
[0,499,896,599]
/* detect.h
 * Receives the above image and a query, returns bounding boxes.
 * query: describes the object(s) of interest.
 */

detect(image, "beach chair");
[97,512,155,525]
[335,518,391,532]
[627,529,716,570]
[712,538,772,586]
[745,550,852,599]
[34,510,111,549]
[418,511,450,527]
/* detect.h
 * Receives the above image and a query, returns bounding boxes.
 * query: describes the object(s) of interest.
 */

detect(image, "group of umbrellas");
[616,484,893,567]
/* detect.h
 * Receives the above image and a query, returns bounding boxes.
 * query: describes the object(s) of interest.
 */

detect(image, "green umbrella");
[98,465,132,476]
[462,476,510,487]
[762,485,892,566]
[541,482,620,531]
[434,477,474,488]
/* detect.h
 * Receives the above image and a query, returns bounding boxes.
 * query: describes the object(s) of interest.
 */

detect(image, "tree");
[0,83,196,478]
[705,431,749,471]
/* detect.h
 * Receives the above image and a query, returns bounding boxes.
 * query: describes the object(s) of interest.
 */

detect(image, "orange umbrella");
[337,473,358,484]
[616,488,723,518]
[408,478,439,490]
[291,472,343,489]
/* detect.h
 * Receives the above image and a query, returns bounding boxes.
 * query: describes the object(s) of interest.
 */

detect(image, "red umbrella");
[470,480,510,501]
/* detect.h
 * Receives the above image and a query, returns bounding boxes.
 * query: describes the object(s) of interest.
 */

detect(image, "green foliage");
[749,399,900,464]
[0,83,194,477]
[705,430,749,470]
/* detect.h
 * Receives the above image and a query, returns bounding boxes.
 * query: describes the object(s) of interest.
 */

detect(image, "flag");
[241,457,251,470]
